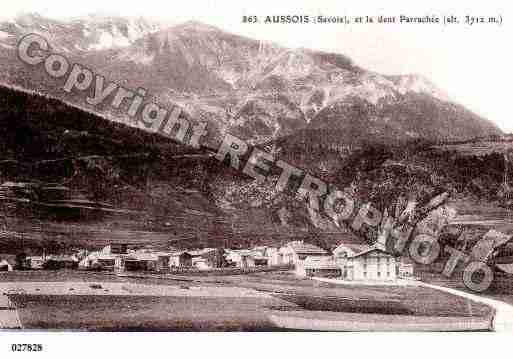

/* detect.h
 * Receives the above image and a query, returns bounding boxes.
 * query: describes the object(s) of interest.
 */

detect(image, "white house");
[101,243,128,255]
[169,251,193,267]
[0,259,13,271]
[334,243,397,281]
[27,256,46,270]
[301,256,341,278]
[227,248,272,268]
[79,252,118,270]
[279,241,328,265]
[226,249,256,268]
[397,258,415,279]
[189,248,218,269]
[264,247,283,266]
[280,241,329,275]
[146,252,172,272]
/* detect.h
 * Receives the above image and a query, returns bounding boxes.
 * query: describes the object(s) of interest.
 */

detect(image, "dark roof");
[288,242,327,255]
[342,244,369,255]
[350,247,393,259]
[188,248,216,256]
[336,242,394,258]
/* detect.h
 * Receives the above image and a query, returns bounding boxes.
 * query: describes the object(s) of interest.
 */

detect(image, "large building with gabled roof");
[333,243,397,281]
[280,241,329,266]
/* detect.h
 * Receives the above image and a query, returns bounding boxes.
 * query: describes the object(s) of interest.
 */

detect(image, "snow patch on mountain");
[86,18,160,50]
[89,27,131,50]
[0,13,162,52]
[310,73,448,110]
[328,76,396,105]
[216,69,241,88]
[269,51,316,79]
[395,74,450,102]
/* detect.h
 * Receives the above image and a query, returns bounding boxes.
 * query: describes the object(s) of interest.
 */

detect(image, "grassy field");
[420,269,513,307]
[0,269,494,331]
[11,293,285,331]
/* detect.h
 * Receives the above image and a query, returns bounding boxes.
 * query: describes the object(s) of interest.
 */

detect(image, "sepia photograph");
[0,0,512,356]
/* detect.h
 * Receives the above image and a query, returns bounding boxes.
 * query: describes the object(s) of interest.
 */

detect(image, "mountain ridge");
[0,13,501,145]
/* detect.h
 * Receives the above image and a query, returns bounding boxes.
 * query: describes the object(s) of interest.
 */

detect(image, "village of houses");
[0,240,415,282]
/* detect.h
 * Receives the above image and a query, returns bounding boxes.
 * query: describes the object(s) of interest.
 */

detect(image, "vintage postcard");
[0,0,512,354]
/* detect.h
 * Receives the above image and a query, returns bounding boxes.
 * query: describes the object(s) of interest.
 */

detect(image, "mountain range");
[0,13,501,146]
[0,13,509,254]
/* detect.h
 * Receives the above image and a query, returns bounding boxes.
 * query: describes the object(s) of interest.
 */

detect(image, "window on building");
[387,272,390,277]
[378,272,381,277]
[363,272,367,277]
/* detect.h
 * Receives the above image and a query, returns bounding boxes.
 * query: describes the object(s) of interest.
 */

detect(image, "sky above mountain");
[1,0,511,132]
